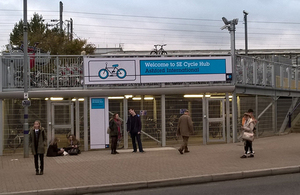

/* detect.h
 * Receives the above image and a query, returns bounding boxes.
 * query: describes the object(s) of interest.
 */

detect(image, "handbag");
[107,127,111,134]
[68,148,78,155]
[242,131,254,142]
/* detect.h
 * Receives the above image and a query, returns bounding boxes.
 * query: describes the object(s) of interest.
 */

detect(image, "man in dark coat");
[127,108,144,153]
[29,120,46,175]
[177,110,194,154]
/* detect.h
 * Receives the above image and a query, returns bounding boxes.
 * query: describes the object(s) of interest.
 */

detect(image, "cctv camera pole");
[229,21,238,143]
[229,22,236,84]
[23,0,29,158]
[244,11,248,55]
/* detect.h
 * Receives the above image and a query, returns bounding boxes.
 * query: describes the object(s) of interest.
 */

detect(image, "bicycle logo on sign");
[98,62,127,79]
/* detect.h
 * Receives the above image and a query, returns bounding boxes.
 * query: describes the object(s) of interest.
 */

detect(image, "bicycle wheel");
[150,51,157,55]
[161,51,168,55]
[7,136,21,148]
[117,69,126,79]
[98,69,109,79]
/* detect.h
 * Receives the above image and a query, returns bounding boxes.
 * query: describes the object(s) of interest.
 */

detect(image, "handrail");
[109,111,161,144]
[289,101,300,116]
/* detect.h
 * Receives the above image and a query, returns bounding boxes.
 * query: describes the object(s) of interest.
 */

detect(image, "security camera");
[220,25,229,30]
[232,18,239,25]
[243,10,248,15]
[222,17,230,25]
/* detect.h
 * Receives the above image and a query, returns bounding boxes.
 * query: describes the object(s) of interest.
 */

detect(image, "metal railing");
[1,54,299,91]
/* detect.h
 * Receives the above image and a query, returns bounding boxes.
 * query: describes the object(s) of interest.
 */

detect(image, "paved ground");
[1,133,300,195]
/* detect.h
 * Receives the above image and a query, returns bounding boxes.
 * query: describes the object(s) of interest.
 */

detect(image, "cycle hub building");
[1,50,300,155]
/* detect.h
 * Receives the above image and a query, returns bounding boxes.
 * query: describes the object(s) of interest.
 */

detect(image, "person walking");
[109,113,122,154]
[29,120,46,175]
[127,108,144,153]
[240,112,255,158]
[177,110,194,154]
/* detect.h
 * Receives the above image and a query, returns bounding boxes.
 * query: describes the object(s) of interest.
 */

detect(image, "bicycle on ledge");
[150,44,167,55]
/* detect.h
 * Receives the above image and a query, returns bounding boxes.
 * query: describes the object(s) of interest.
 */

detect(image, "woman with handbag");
[109,113,122,154]
[65,134,80,155]
[240,112,255,158]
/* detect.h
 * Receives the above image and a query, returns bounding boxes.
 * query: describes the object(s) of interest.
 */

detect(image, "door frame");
[206,98,226,143]
[50,101,74,141]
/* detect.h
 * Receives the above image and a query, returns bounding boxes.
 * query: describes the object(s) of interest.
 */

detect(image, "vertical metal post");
[70,18,73,41]
[255,95,259,137]
[75,99,80,141]
[243,10,248,55]
[230,22,236,84]
[123,98,128,149]
[263,62,266,86]
[23,0,29,158]
[46,99,51,147]
[84,97,88,151]
[59,1,63,34]
[242,59,246,85]
[295,68,299,89]
[280,66,284,88]
[253,60,257,85]
[202,96,207,145]
[161,95,166,147]
[226,93,231,143]
[272,97,278,133]
[232,91,238,143]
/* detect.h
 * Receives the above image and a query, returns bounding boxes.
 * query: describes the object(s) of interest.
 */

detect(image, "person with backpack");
[127,108,144,153]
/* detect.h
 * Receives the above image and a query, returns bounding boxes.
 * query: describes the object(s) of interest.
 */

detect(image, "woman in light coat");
[240,113,255,158]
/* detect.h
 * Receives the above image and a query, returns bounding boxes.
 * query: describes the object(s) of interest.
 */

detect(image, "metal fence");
[236,55,299,90]
[1,54,299,91]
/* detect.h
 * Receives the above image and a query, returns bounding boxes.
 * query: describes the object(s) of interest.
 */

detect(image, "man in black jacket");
[127,108,144,153]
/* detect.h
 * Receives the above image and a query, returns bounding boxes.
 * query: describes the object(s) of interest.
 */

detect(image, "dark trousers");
[130,133,143,152]
[179,136,189,151]
[244,140,253,154]
[34,154,44,172]
[111,136,118,152]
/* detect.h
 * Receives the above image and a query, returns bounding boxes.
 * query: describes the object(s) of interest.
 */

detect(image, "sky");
[1,0,300,52]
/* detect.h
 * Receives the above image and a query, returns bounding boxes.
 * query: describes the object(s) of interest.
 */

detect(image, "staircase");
[290,113,300,133]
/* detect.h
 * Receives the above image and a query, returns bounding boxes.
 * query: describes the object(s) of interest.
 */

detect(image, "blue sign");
[140,59,226,75]
[91,98,105,109]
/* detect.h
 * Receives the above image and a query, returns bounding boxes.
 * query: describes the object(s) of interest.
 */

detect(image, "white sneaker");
[247,151,255,154]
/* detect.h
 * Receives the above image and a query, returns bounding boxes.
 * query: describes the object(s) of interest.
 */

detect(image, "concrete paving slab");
[1,133,300,195]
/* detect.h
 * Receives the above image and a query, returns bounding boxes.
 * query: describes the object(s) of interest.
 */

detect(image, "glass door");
[206,99,225,142]
[51,102,74,148]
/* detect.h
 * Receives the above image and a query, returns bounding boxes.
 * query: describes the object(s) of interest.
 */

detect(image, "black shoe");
[36,171,39,175]
[114,151,119,154]
[140,151,145,153]
[178,149,183,154]
[132,151,137,153]
[248,154,254,158]
[40,171,43,175]
[240,154,247,158]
